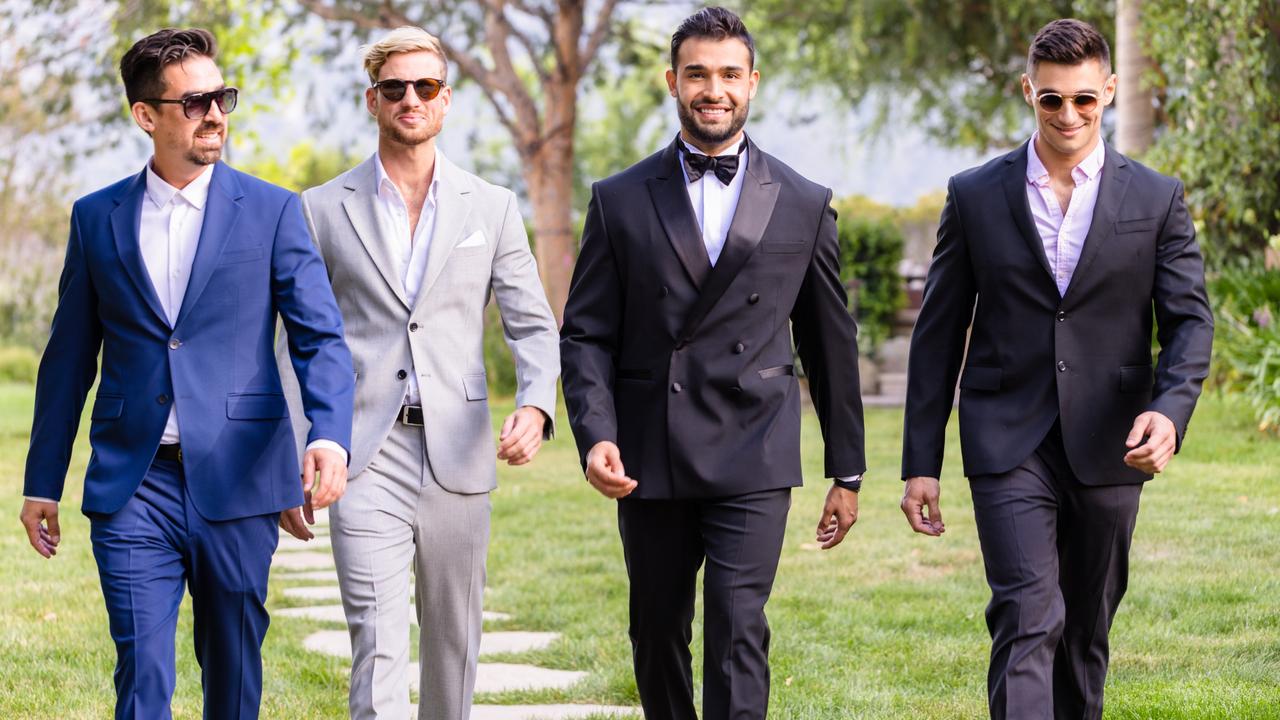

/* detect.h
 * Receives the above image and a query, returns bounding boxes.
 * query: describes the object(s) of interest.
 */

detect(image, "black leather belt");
[155,443,183,463]
[399,405,424,427]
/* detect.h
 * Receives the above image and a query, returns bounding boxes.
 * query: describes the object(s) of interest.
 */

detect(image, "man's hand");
[1124,411,1177,474]
[302,447,348,509]
[815,485,859,550]
[279,506,315,542]
[901,476,945,537]
[20,499,60,558]
[497,406,547,466]
[585,440,637,499]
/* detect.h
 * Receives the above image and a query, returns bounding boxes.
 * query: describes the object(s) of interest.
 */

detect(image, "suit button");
[671,382,683,393]
[397,369,408,380]
[748,293,760,304]
[168,338,181,350]
[157,394,169,405]
[733,342,745,354]
[1057,361,1067,372]
[660,286,669,298]
[409,322,419,332]
[1057,311,1066,322]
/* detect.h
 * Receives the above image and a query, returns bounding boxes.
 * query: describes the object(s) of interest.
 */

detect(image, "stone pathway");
[272,508,638,719]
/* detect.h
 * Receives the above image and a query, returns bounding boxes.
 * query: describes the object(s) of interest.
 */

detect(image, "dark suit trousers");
[617,488,790,720]
[970,423,1142,720]
[88,458,279,720]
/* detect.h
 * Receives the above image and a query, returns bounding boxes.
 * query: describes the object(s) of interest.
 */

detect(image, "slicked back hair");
[670,6,755,71]
[1027,19,1111,77]
[120,28,218,106]
[362,26,449,85]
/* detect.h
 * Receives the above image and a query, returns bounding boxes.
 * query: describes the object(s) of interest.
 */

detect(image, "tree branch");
[579,0,622,75]
[481,0,551,84]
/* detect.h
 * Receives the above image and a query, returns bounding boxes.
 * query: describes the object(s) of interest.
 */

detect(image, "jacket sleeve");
[559,183,624,468]
[901,178,976,479]
[791,188,866,479]
[25,204,103,500]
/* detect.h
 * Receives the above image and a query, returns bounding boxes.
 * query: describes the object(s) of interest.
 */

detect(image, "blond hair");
[362,27,449,84]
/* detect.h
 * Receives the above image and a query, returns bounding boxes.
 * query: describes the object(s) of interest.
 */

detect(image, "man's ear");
[130,101,156,134]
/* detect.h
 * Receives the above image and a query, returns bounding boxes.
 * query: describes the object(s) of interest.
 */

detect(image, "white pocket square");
[456,231,486,248]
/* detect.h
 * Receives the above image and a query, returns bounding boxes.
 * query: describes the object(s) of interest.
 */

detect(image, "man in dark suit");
[19,29,354,719]
[560,7,866,720]
[901,19,1214,720]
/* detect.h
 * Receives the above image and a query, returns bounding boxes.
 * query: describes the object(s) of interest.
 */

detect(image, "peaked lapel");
[109,170,169,327]
[415,152,473,312]
[1002,142,1054,280]
[342,157,410,310]
[677,136,779,343]
[175,163,241,328]
[647,136,711,289]
[1062,144,1131,303]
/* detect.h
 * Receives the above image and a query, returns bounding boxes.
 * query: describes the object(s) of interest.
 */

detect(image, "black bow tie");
[683,149,741,185]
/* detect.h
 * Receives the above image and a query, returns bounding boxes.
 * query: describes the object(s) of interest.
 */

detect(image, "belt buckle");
[177,447,183,464]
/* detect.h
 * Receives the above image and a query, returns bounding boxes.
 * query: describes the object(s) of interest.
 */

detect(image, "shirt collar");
[145,160,214,210]
[1026,133,1106,187]
[374,150,441,205]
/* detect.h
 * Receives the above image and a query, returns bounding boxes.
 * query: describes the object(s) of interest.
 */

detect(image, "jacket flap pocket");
[227,393,288,419]
[218,245,264,264]
[761,241,806,254]
[959,366,1002,391]
[463,373,488,401]
[1115,217,1158,234]
[757,365,795,380]
[91,394,124,420]
[1119,364,1154,393]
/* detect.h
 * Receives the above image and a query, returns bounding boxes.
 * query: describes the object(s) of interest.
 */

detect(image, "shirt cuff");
[832,475,863,491]
[24,496,58,504]
[306,439,349,465]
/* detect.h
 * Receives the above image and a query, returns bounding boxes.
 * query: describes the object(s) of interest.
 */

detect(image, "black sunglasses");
[1030,85,1100,113]
[143,87,239,119]
[372,77,445,103]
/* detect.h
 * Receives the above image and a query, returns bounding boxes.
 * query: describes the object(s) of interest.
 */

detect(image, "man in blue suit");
[18,28,354,719]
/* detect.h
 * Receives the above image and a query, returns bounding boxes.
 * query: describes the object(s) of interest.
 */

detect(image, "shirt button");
[748,293,760,305]
[1057,361,1067,372]
[671,382,683,393]
[397,369,408,380]
[157,394,169,405]
[733,342,745,354]
[169,338,181,350]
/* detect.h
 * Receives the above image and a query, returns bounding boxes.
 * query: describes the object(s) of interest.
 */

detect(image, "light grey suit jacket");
[278,152,559,493]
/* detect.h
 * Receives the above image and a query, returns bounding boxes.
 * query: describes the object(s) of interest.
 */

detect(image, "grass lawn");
[0,382,1276,718]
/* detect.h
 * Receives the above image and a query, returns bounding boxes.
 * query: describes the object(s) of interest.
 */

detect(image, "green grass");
[1,383,1277,718]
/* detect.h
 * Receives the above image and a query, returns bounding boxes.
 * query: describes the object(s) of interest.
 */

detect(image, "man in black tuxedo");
[901,19,1214,720]
[560,7,866,719]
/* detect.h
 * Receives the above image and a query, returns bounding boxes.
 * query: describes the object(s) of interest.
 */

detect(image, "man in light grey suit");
[277,26,559,720]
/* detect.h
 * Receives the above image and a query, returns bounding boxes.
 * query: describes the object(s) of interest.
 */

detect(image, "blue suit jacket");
[25,162,354,521]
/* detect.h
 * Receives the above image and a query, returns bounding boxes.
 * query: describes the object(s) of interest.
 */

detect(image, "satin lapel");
[176,163,240,327]
[415,155,473,311]
[110,171,169,326]
[342,158,409,310]
[677,141,779,343]
[1062,145,1130,303]
[647,138,710,289]
[1002,143,1054,280]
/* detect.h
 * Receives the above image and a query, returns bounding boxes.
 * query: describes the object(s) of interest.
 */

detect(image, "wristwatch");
[832,474,863,492]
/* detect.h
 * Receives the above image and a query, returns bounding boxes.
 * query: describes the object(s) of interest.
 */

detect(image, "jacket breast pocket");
[227,393,288,419]
[959,366,1002,392]
[1115,217,1158,235]
[218,246,264,264]
[91,394,124,420]
[1119,365,1154,393]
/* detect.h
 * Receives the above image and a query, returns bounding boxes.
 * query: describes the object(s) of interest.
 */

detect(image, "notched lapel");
[415,160,473,311]
[1003,144,1054,280]
[176,164,242,328]
[110,171,169,326]
[343,159,410,309]
[1063,147,1131,302]
[648,140,711,289]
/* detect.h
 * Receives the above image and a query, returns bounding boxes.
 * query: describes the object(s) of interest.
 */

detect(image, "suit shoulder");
[757,150,829,201]
[447,164,519,208]
[949,151,1011,193]
[595,147,666,196]
[73,174,138,213]
[301,167,358,206]
[1117,153,1181,191]
[226,166,297,206]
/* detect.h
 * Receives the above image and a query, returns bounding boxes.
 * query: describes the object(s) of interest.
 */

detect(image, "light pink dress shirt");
[1025,134,1106,296]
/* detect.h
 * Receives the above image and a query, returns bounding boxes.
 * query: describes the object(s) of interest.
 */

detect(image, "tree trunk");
[522,76,578,325]
[1116,0,1156,155]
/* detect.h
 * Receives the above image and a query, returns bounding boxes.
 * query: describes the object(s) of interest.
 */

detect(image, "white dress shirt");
[1025,133,1106,296]
[373,151,441,406]
[678,138,747,266]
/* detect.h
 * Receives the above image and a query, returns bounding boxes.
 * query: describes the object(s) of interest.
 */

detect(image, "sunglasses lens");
[183,94,214,119]
[413,79,442,101]
[378,80,408,101]
[1073,93,1098,110]
[216,88,238,115]
[1038,94,1064,112]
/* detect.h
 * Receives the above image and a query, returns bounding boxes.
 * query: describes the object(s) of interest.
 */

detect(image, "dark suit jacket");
[24,162,354,520]
[561,135,865,499]
[902,141,1214,485]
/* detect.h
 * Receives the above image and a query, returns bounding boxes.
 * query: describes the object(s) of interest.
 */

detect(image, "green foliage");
[236,142,361,193]
[1142,0,1280,266]
[832,202,905,350]
[1209,264,1280,435]
[0,346,39,384]
[483,303,520,398]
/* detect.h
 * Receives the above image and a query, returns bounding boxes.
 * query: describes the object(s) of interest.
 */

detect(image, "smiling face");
[366,50,452,149]
[666,36,759,155]
[130,55,228,171]
[1023,58,1116,166]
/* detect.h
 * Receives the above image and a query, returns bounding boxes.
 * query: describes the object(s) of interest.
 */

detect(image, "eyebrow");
[179,84,226,99]
[683,64,747,74]
[1034,86,1101,95]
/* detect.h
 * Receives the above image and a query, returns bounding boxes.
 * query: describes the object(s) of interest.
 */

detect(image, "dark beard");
[186,124,223,165]
[677,99,749,148]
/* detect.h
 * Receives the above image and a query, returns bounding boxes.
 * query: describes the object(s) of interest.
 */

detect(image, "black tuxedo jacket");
[902,141,1214,485]
[561,135,866,499]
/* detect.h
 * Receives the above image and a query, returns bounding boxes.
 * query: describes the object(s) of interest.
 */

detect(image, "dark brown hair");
[1027,19,1111,76]
[120,28,218,106]
[670,7,755,71]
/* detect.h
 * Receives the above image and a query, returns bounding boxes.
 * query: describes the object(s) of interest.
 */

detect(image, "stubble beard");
[186,122,225,166]
[380,112,442,148]
[678,98,749,148]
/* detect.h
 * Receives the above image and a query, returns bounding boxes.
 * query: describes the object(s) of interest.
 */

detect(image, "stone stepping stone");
[271,551,334,570]
[302,629,559,659]
[274,569,340,583]
[414,662,586,694]
[283,585,342,601]
[279,604,509,625]
[276,535,331,552]
[461,706,640,719]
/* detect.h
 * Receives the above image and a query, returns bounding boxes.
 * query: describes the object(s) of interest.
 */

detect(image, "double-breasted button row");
[1057,361,1067,372]
[748,293,760,304]
[1056,311,1066,322]
[397,369,408,380]
[733,342,745,354]
[671,382,683,393]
